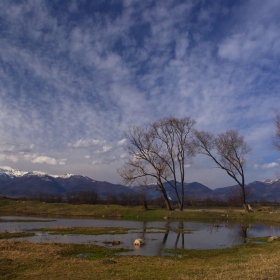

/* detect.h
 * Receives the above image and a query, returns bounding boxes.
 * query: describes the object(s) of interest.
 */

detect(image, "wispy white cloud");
[0,143,34,154]
[0,142,64,166]
[254,162,279,170]
[0,0,279,186]
[6,155,19,163]
[68,139,107,149]
[32,156,57,165]
[92,155,117,165]
[68,138,127,164]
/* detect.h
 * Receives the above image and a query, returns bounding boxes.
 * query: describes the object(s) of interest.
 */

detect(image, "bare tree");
[117,116,196,211]
[194,130,252,212]
[151,117,196,210]
[117,125,173,210]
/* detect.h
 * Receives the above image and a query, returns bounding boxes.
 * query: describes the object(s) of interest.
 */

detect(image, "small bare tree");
[117,116,196,211]
[194,130,252,212]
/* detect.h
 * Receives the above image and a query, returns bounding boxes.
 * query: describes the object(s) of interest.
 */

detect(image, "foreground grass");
[0,239,279,280]
[1,197,280,224]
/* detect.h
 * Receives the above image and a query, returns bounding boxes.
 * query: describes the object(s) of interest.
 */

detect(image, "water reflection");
[174,221,184,249]
[1,216,280,256]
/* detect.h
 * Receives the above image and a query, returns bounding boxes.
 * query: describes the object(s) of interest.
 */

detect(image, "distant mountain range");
[0,166,280,202]
[0,167,131,198]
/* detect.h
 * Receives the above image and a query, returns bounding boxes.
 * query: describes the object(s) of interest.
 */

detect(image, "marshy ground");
[1,198,280,279]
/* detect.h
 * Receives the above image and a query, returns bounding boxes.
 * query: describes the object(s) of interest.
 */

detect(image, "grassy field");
[1,239,279,279]
[1,198,280,279]
[1,197,280,224]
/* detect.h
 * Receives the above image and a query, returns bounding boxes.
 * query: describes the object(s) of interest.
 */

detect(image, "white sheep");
[133,238,145,246]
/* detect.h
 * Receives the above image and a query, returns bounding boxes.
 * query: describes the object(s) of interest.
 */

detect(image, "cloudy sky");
[0,0,280,188]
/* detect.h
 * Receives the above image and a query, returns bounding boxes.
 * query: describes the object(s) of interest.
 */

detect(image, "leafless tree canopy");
[151,117,196,210]
[118,117,252,211]
[273,110,280,151]
[194,129,251,212]
[118,125,170,185]
[215,130,251,177]
[117,116,196,210]
[117,124,173,210]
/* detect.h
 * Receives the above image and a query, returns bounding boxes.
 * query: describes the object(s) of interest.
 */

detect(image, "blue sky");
[0,0,280,188]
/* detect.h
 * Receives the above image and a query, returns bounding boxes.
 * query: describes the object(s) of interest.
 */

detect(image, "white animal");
[268,236,279,242]
[133,238,145,246]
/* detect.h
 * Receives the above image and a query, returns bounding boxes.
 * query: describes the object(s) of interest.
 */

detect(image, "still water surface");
[1,216,280,256]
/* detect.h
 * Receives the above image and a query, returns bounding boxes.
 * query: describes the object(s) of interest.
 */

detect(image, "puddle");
[0,216,279,256]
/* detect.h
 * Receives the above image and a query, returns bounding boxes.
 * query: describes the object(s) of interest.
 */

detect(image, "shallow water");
[1,216,279,256]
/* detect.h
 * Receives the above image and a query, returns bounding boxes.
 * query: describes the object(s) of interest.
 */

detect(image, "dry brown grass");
[1,240,280,280]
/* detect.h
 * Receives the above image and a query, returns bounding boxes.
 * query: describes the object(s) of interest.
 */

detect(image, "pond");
[1,216,280,256]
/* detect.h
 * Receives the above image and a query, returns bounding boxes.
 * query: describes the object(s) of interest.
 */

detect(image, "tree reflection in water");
[175,221,184,249]
[162,221,170,244]
[2,217,279,256]
[160,221,185,250]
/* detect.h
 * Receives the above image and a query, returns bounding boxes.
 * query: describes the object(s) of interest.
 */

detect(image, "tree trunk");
[162,191,172,210]
[241,183,249,213]
[179,199,184,211]
[143,200,148,210]
[159,182,173,210]
[243,203,249,213]
[179,181,184,211]
[164,196,173,210]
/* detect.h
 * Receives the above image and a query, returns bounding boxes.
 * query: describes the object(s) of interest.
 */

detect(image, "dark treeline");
[28,190,153,207]
[19,190,280,208]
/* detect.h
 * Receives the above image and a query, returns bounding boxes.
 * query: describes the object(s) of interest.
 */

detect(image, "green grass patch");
[1,197,280,224]
[0,232,35,239]
[245,235,280,243]
[61,243,131,259]
[0,218,55,223]
[33,226,133,235]
[171,228,194,234]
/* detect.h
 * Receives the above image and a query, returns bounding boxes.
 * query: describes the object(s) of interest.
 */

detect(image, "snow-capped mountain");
[0,166,131,198]
[0,166,77,179]
[0,166,280,201]
[52,173,76,179]
[0,166,28,177]
[262,178,280,184]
